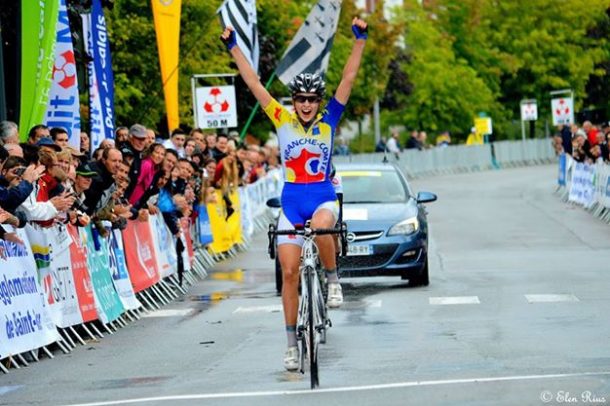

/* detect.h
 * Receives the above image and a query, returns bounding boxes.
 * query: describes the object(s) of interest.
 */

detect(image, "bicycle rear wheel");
[306,268,319,388]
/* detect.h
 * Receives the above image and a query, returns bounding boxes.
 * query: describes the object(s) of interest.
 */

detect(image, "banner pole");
[239,71,276,141]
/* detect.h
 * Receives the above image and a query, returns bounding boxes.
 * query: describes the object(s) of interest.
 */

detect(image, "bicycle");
[268,220,347,389]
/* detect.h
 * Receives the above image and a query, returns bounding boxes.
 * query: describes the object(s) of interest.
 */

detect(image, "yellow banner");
[151,0,181,132]
[206,190,243,254]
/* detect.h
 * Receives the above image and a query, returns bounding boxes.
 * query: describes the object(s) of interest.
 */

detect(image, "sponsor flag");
[87,0,116,149]
[19,0,60,139]
[82,13,104,152]
[151,0,182,132]
[45,0,81,148]
[275,0,342,85]
[217,0,259,72]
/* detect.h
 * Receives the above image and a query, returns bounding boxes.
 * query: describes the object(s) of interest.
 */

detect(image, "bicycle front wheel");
[306,268,319,388]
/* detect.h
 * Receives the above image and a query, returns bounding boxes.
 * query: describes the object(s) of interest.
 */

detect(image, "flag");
[151,0,182,132]
[44,0,81,149]
[275,0,342,85]
[82,13,104,152]
[90,0,115,144]
[217,0,259,73]
[19,0,60,140]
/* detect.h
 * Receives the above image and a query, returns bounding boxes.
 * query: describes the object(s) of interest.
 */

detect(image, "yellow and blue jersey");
[263,96,344,184]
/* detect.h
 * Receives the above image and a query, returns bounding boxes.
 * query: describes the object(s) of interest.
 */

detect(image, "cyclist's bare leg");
[279,243,302,328]
[311,208,336,271]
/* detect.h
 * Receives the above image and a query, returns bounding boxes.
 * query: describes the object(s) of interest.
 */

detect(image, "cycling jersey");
[263,96,344,184]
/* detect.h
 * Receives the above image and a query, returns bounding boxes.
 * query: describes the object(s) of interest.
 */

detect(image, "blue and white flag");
[87,0,115,149]
[44,0,81,148]
[82,13,104,152]
[217,0,259,73]
[276,0,342,85]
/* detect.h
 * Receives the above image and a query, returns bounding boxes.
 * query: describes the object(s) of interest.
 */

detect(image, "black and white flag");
[276,0,342,85]
[217,0,260,73]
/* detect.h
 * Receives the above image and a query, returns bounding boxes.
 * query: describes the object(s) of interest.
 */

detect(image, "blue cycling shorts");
[278,181,338,247]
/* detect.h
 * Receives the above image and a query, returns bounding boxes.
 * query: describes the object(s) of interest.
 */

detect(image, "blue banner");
[90,0,115,143]
[197,204,213,245]
[558,153,566,186]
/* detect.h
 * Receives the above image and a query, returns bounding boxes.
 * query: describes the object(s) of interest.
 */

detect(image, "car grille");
[339,254,393,269]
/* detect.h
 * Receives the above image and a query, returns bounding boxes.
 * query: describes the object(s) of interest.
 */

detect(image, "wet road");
[2,164,610,406]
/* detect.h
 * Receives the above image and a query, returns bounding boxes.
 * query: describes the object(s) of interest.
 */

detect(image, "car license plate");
[347,244,371,256]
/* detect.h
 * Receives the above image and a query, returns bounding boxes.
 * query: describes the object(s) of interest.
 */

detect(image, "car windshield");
[339,170,409,204]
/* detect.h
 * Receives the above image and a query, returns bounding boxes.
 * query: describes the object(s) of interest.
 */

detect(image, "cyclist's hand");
[220,27,237,51]
[351,17,368,40]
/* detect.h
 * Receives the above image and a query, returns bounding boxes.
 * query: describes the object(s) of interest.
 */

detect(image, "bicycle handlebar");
[270,227,342,236]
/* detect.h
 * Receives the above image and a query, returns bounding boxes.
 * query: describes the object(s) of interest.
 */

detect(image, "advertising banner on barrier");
[122,220,160,292]
[238,187,253,238]
[46,225,82,328]
[207,191,233,254]
[24,224,80,327]
[107,230,141,311]
[0,228,59,359]
[600,164,610,209]
[83,226,124,324]
[227,190,243,245]
[197,204,213,246]
[67,225,97,322]
[181,219,193,270]
[558,153,566,186]
[149,214,177,278]
[568,162,595,207]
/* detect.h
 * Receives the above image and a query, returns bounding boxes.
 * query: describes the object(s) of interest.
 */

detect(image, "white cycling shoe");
[283,346,299,371]
[327,283,343,308]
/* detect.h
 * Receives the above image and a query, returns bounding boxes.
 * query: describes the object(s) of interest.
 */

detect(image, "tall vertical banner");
[19,0,60,139]
[0,228,60,359]
[275,0,342,84]
[90,0,116,146]
[45,0,81,149]
[151,0,182,132]
[82,13,104,152]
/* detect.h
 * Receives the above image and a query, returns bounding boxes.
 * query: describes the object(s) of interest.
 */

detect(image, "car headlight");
[387,217,419,236]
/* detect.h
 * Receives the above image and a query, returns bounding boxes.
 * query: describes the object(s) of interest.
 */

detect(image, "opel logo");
[346,232,356,243]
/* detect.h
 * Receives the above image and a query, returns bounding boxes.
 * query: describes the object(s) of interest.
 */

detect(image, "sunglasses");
[293,95,321,104]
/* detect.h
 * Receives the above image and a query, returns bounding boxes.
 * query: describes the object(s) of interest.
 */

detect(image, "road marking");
[64,371,610,405]
[142,309,194,318]
[525,294,579,303]
[0,386,22,396]
[233,304,283,314]
[364,299,382,308]
[429,296,480,305]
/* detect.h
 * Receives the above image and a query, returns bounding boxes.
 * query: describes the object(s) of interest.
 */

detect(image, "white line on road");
[233,304,283,314]
[429,296,480,305]
[63,371,610,406]
[141,309,194,318]
[525,294,580,303]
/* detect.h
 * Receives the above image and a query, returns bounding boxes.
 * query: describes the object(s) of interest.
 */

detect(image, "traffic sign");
[551,97,574,126]
[194,85,238,129]
[520,100,538,121]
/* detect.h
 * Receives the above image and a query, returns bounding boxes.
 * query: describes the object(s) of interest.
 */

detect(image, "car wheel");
[409,258,429,287]
[275,255,282,295]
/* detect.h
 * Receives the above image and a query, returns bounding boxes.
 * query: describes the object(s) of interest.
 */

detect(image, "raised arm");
[220,27,272,108]
[334,17,368,105]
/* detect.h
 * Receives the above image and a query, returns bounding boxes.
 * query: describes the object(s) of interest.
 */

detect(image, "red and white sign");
[520,101,538,121]
[195,85,237,129]
[551,97,574,126]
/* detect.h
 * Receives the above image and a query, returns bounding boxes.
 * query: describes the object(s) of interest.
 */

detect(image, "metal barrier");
[334,139,556,177]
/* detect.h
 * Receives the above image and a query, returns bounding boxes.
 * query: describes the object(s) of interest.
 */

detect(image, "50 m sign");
[195,85,237,129]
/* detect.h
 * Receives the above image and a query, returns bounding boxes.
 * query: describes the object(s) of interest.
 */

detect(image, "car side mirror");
[266,197,281,208]
[416,191,437,204]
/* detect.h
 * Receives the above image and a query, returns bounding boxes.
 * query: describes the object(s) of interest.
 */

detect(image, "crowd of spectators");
[375,129,451,159]
[0,120,281,243]
[553,121,610,164]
